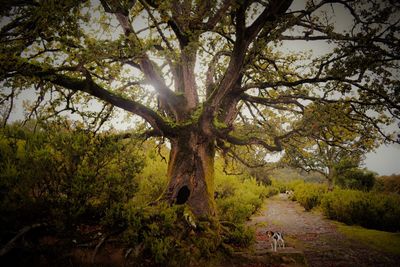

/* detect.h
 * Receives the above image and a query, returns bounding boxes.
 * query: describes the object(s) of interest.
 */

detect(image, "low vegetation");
[336,223,400,256]
[276,178,400,232]
[321,189,400,232]
[373,174,400,194]
[0,121,145,233]
[215,170,276,223]
[0,122,277,266]
[291,182,328,211]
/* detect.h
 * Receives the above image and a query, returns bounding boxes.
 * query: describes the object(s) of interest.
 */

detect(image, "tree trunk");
[164,131,217,218]
[327,166,336,191]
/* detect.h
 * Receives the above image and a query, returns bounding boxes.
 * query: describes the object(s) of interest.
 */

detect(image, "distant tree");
[335,162,376,191]
[282,102,380,189]
[374,174,400,194]
[1,0,399,218]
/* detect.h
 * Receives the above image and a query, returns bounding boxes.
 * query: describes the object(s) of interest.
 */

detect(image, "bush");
[123,202,229,266]
[293,182,328,211]
[129,150,168,207]
[373,174,400,194]
[271,178,304,194]
[276,178,400,232]
[215,172,269,223]
[221,223,254,247]
[0,121,276,265]
[0,121,144,231]
[335,169,376,191]
[321,189,400,231]
[264,186,280,198]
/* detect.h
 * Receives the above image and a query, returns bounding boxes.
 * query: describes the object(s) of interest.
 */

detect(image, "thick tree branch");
[204,0,233,30]
[205,51,231,97]
[241,93,305,112]
[100,1,183,119]
[208,0,293,111]
[223,134,283,152]
[245,0,293,41]
[14,60,174,136]
[53,76,173,135]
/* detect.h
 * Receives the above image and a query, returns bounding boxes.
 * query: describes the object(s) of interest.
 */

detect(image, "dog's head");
[266,230,274,238]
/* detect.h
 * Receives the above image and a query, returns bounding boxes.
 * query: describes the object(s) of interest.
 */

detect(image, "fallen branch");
[91,235,107,263]
[0,223,47,257]
[90,227,126,263]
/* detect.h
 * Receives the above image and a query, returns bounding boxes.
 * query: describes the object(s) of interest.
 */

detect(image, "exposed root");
[0,223,47,257]
[91,235,107,263]
[90,227,127,263]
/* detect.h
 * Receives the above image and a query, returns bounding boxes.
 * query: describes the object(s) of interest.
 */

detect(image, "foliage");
[215,172,269,223]
[0,122,270,265]
[270,177,310,194]
[285,180,400,232]
[282,116,379,188]
[373,174,400,194]
[123,203,200,266]
[128,141,169,207]
[221,223,254,248]
[270,168,325,184]
[335,168,376,191]
[321,189,400,232]
[117,162,273,265]
[1,0,398,217]
[291,182,328,211]
[109,159,270,265]
[0,121,144,231]
[246,166,273,185]
[121,200,257,266]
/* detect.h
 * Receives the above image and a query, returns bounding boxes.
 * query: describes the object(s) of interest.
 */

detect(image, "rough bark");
[164,130,217,218]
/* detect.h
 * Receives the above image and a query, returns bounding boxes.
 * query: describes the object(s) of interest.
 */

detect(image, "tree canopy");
[281,101,381,187]
[1,0,399,216]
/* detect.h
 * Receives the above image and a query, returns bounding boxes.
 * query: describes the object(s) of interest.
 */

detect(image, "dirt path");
[247,194,400,267]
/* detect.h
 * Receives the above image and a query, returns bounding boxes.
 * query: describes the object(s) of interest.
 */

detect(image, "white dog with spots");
[267,230,285,252]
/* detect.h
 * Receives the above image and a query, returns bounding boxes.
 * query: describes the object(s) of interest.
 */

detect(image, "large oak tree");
[1,0,399,217]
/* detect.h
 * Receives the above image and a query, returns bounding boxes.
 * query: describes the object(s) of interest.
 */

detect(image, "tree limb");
[223,134,283,152]
[0,223,47,257]
[100,1,183,119]
[15,61,175,136]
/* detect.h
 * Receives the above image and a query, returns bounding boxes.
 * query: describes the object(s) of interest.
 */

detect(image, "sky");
[364,144,400,175]
[3,0,400,176]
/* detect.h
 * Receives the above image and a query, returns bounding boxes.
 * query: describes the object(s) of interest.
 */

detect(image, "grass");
[336,222,400,255]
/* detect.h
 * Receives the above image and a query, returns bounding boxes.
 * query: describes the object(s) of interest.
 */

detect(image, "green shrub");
[130,155,168,206]
[0,121,144,231]
[272,179,289,193]
[373,174,400,194]
[293,182,327,211]
[321,189,400,231]
[123,202,222,266]
[335,169,376,191]
[264,186,280,198]
[215,173,268,223]
[221,222,254,247]
[271,178,304,194]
